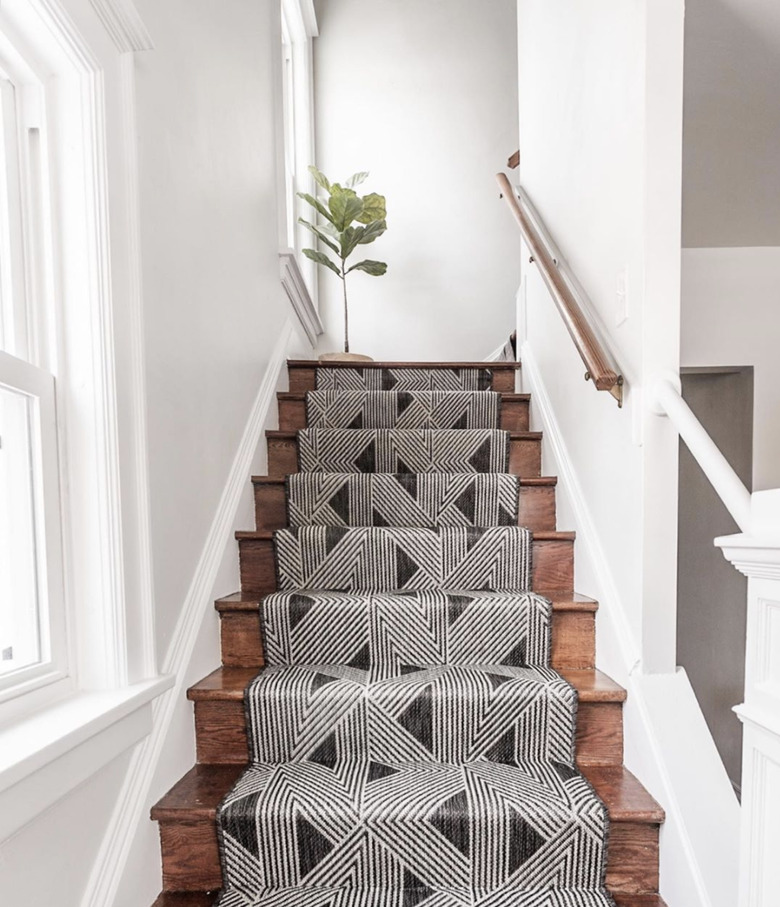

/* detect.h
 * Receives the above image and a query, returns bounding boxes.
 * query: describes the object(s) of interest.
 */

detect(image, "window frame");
[0,350,68,709]
[280,0,319,303]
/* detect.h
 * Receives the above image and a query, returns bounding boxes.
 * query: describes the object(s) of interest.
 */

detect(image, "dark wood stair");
[186,666,626,767]
[277,391,531,432]
[253,474,558,532]
[150,763,663,897]
[215,590,598,672]
[266,429,544,478]
[235,528,575,595]
[149,359,667,906]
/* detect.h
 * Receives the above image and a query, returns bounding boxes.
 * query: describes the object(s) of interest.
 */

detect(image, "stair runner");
[215,368,616,907]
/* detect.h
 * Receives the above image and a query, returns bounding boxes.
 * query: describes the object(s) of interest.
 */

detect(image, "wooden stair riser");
[218,607,596,671]
[192,698,622,766]
[253,478,557,532]
[158,822,222,892]
[277,393,530,433]
[237,535,574,596]
[156,815,657,895]
[266,432,543,479]
[287,363,518,394]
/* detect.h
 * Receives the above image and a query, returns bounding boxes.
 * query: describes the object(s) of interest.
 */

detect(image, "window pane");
[0,383,41,676]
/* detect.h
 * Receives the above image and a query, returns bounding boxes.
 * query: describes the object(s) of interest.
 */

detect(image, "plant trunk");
[341,271,349,353]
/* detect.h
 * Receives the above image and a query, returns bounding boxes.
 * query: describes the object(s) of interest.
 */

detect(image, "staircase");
[150,360,667,907]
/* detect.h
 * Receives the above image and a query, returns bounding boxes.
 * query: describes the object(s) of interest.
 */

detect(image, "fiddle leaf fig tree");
[298,166,388,353]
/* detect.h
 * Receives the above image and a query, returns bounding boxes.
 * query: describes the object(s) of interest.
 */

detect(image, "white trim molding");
[716,527,780,907]
[280,249,323,346]
[0,675,171,841]
[88,0,154,53]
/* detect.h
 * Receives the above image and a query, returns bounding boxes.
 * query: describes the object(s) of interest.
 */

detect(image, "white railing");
[649,375,752,532]
[650,372,780,907]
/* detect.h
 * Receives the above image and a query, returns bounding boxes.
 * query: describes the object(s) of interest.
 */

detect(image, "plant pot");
[318,352,374,363]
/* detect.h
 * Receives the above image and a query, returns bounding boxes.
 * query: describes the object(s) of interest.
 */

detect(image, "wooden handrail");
[496,172,624,407]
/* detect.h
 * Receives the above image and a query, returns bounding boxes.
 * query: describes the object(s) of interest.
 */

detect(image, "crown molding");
[716,533,780,580]
[89,0,154,53]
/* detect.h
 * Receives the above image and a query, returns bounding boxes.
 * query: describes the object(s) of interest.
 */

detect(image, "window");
[280,0,318,297]
[0,49,66,707]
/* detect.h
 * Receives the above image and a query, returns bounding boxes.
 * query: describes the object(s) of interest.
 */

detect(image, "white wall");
[134,0,291,656]
[0,753,133,907]
[516,3,741,905]
[516,0,682,667]
[0,1,311,905]
[312,0,520,361]
[682,247,780,490]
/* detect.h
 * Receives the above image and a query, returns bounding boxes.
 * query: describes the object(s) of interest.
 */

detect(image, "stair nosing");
[151,763,662,825]
[286,360,521,370]
[251,474,558,487]
[214,591,599,613]
[235,528,575,541]
[187,666,627,704]
[277,391,531,402]
[266,429,543,440]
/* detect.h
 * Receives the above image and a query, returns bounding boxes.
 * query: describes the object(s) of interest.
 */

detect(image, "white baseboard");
[81,318,298,907]
[520,338,739,907]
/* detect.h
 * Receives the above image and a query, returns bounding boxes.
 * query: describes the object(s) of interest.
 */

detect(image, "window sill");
[0,675,173,840]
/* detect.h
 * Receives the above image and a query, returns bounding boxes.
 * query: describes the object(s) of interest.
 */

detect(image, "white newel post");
[717,490,780,907]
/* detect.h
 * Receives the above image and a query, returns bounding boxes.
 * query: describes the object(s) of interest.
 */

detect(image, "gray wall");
[677,368,753,791]
[683,0,780,247]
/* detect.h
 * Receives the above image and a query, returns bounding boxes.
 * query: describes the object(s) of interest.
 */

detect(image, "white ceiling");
[683,0,780,247]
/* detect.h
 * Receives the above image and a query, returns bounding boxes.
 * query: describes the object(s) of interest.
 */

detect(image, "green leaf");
[346,171,370,189]
[298,218,340,255]
[298,192,335,224]
[358,219,387,245]
[340,225,365,259]
[347,259,388,277]
[303,248,342,278]
[329,192,364,231]
[308,166,331,192]
[357,193,386,225]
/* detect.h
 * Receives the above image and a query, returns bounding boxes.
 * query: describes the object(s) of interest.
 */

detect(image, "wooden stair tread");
[612,896,667,907]
[287,360,521,370]
[152,763,659,825]
[214,590,599,613]
[266,429,542,440]
[252,474,558,487]
[235,528,576,541]
[581,765,665,823]
[151,764,243,821]
[188,666,626,703]
[151,893,216,907]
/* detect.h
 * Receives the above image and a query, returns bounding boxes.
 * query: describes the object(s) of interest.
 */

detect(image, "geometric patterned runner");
[261,591,552,669]
[298,430,510,474]
[286,474,521,528]
[305,392,500,430]
[315,367,494,392]
[216,364,614,907]
[273,527,533,593]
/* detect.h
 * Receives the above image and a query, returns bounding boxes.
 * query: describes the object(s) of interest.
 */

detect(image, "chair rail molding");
[280,249,324,347]
[88,0,154,52]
